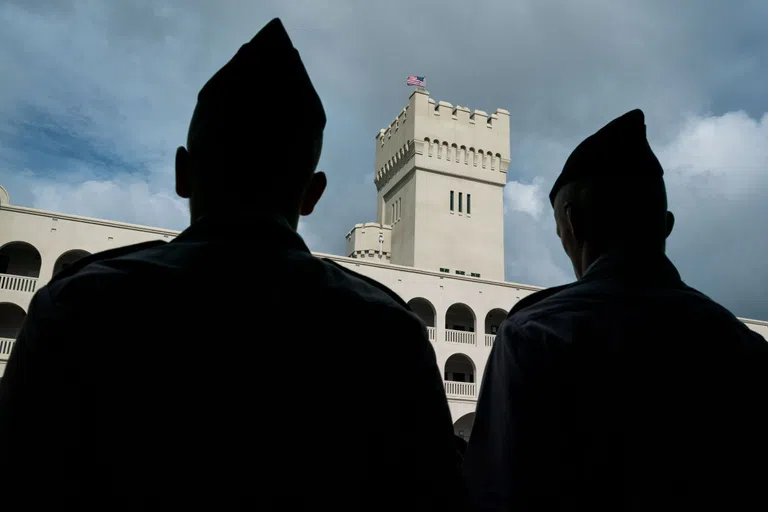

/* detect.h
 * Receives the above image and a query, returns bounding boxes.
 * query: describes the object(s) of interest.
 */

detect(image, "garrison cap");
[187,18,326,152]
[549,109,664,206]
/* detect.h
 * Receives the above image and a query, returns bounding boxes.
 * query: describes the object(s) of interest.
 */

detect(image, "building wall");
[414,165,505,279]
[744,319,768,339]
[387,169,417,267]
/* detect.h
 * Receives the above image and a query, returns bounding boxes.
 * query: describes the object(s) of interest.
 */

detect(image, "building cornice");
[315,251,543,292]
[0,204,181,237]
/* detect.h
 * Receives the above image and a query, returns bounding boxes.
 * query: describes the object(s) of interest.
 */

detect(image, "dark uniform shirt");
[0,213,461,509]
[463,252,768,511]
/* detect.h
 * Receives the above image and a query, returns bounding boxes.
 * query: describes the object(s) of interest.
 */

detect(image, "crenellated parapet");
[345,222,391,263]
[374,89,511,192]
[374,140,416,190]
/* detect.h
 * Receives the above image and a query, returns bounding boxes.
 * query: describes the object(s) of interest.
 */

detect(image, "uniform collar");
[581,250,682,285]
[173,210,310,253]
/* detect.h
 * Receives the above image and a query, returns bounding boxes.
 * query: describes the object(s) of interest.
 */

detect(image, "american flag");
[406,75,426,87]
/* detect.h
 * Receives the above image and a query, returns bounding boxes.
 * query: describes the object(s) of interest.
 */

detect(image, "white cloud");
[504,177,547,220]
[29,177,189,230]
[659,111,768,199]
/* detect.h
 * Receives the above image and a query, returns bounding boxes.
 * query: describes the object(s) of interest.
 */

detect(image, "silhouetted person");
[463,110,768,511]
[0,18,461,509]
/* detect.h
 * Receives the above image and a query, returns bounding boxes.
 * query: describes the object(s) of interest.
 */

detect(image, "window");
[440,268,450,273]
[391,198,402,223]
[455,270,465,275]
[458,192,463,213]
[450,191,454,211]
[471,272,480,278]
[467,194,471,215]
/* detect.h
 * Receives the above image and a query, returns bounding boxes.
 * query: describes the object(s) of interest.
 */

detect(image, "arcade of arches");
[406,297,507,337]
[0,242,91,282]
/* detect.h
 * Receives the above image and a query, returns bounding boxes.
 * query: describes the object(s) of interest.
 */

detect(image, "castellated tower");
[345,88,510,281]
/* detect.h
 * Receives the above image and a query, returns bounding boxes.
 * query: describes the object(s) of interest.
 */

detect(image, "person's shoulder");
[680,285,768,343]
[45,240,168,301]
[317,257,412,313]
[504,283,575,326]
[490,283,587,356]
[510,284,571,315]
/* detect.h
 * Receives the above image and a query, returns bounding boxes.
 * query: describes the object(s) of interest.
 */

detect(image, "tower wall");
[370,89,510,280]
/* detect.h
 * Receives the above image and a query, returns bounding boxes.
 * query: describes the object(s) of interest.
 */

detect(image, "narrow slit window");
[458,192,463,213]
[467,194,471,215]
[450,191,454,211]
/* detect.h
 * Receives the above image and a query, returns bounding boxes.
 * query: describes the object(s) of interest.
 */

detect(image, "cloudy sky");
[0,0,766,319]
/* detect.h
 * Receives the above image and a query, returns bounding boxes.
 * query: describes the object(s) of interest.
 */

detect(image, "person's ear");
[665,211,675,238]
[175,146,192,199]
[300,171,327,216]
[564,202,582,242]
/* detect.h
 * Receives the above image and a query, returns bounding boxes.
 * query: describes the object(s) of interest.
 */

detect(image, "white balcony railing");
[0,273,37,293]
[484,334,496,347]
[444,381,476,399]
[0,337,15,361]
[427,326,436,342]
[444,329,476,346]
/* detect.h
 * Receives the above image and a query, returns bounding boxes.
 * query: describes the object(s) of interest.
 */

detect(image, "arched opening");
[445,303,475,332]
[451,143,459,162]
[485,308,507,335]
[0,302,26,339]
[53,249,91,276]
[454,412,475,442]
[445,303,476,345]
[484,308,507,347]
[407,297,435,328]
[0,241,42,278]
[444,353,475,383]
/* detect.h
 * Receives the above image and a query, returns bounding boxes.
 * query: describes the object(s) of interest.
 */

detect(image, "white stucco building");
[1,89,766,440]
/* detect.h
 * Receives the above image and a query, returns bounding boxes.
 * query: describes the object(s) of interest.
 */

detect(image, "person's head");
[175,18,327,230]
[550,109,675,279]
